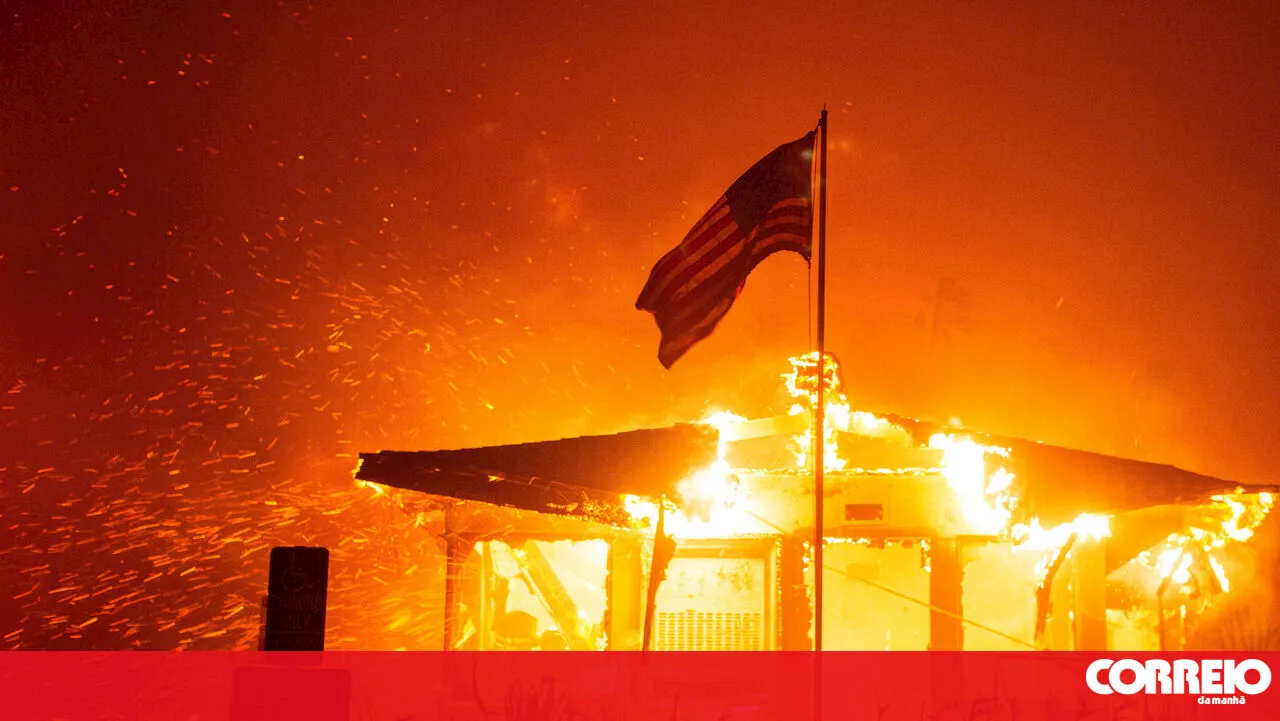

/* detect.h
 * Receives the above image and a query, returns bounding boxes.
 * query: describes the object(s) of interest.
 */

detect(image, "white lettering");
[1235,659,1272,695]
[1202,660,1223,694]
[1173,659,1200,695]
[1088,659,1270,696]
[1086,659,1114,695]
[1109,660,1146,696]
[1145,659,1172,694]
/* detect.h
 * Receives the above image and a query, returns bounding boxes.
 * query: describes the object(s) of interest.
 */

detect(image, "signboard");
[264,546,329,652]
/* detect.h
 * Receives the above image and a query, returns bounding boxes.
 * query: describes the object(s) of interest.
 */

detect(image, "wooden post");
[928,538,963,651]
[1072,538,1108,651]
[608,532,645,651]
[442,507,469,651]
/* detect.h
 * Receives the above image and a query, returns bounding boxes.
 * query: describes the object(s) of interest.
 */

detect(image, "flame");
[1172,555,1193,586]
[676,459,737,519]
[622,460,765,539]
[928,433,1015,534]
[1159,550,1193,586]
[1135,492,1273,596]
[355,478,385,496]
[784,352,857,472]
[1013,513,1112,551]
[703,410,747,459]
[1213,491,1273,543]
[1208,554,1230,593]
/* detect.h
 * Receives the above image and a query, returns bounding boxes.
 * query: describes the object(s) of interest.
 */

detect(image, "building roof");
[355,414,1276,532]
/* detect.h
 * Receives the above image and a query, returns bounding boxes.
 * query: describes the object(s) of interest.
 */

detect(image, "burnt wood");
[355,424,719,526]
[882,414,1276,526]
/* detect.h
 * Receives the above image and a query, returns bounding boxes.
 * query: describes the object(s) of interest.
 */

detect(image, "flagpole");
[813,107,828,718]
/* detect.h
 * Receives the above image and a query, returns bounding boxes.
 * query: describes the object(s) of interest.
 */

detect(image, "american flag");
[636,132,816,368]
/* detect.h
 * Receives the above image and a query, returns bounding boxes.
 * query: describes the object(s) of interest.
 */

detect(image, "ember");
[4,0,1278,662]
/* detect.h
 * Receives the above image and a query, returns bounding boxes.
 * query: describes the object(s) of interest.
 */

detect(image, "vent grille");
[654,610,763,651]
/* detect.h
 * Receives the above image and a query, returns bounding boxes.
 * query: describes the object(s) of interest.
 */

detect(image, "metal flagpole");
[813,107,829,719]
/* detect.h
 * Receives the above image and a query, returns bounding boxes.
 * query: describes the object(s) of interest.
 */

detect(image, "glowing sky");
[2,0,1278,648]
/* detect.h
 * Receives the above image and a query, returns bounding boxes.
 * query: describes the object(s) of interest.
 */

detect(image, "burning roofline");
[878,413,1279,526]
[354,423,719,528]
[355,409,1276,532]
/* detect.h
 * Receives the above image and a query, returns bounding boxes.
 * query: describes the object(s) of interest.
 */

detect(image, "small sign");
[844,503,885,523]
[264,546,329,652]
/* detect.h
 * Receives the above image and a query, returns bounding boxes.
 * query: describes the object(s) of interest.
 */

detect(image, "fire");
[784,352,863,472]
[1013,513,1112,551]
[676,460,738,520]
[618,410,769,539]
[925,431,1114,547]
[704,410,747,459]
[355,478,384,496]
[622,461,766,539]
[928,434,1015,535]
[628,356,1036,541]
[1215,492,1273,543]
[1154,548,1191,585]
[1207,554,1230,593]
[1134,492,1273,596]
[620,352,1269,606]
[623,355,890,539]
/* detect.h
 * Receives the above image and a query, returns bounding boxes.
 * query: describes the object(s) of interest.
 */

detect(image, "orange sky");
[2,0,1279,647]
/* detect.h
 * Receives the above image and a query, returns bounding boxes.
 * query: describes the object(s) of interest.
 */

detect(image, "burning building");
[353,355,1276,652]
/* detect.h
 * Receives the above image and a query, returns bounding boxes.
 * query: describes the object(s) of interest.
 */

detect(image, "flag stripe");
[647,197,812,366]
[650,201,810,330]
[640,190,811,310]
[643,197,811,311]
[658,263,746,329]
[636,131,816,367]
[657,291,737,366]
[639,202,739,308]
[641,198,734,290]
[660,226,808,332]
[658,299,731,366]
[671,200,812,309]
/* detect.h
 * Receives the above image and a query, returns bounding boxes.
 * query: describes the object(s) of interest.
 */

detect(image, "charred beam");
[1009,442,1276,527]
[882,414,1276,526]
[356,424,719,525]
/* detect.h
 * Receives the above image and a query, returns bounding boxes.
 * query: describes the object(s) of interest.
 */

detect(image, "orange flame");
[1135,492,1273,595]
[1012,513,1112,551]
[928,434,1015,535]
[622,460,768,539]
[784,352,865,472]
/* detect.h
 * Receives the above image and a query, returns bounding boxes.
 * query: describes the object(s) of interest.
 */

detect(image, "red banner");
[1,652,1275,720]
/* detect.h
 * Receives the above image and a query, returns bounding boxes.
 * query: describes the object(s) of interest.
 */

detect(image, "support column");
[929,537,963,651]
[441,507,472,651]
[779,535,812,651]
[477,542,492,650]
[927,538,966,720]
[777,535,813,721]
[1045,556,1073,650]
[1072,538,1108,651]
[607,532,645,650]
